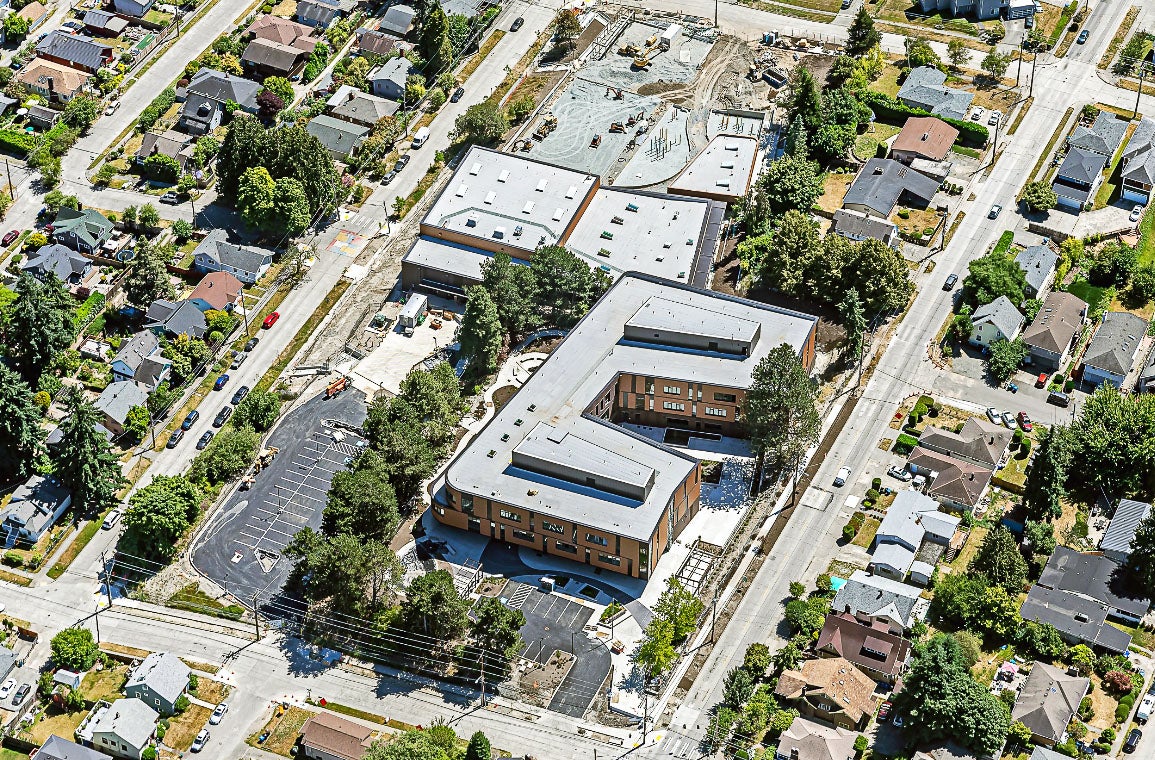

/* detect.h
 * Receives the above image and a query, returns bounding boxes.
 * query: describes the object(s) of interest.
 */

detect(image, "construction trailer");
[659,24,681,50]
[399,293,428,328]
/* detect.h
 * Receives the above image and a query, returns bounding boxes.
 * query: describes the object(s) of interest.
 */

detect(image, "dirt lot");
[518,650,575,708]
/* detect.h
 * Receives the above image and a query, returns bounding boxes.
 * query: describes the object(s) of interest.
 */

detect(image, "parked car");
[1132,204,1145,222]
[2,230,19,246]
[988,110,1001,126]
[105,100,120,116]
[213,406,232,427]
[451,86,465,102]
[887,465,913,482]
[1048,391,1071,407]
[834,466,851,487]
[986,407,1001,423]
[382,169,398,184]
[262,311,280,329]
[511,16,524,30]
[214,374,230,391]
[943,273,958,290]
[989,204,1002,219]
[1077,29,1089,44]
[181,410,200,430]
[971,107,985,121]
[1017,412,1033,431]
[395,154,411,170]
[231,386,250,405]
[166,429,184,448]
[196,431,214,450]
[878,700,892,722]
[160,192,180,205]
[1001,411,1017,428]
[0,679,16,700]
[210,702,229,725]
[244,337,259,352]
[1125,728,1142,753]
[1024,15,1034,28]
[1036,372,1048,388]
[191,729,210,753]
[231,351,247,370]
[102,509,123,529]
[12,684,29,706]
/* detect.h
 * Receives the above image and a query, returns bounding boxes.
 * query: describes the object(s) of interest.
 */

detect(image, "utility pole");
[1029,49,1037,99]
[479,648,486,705]
[94,602,101,643]
[607,664,614,708]
[252,594,261,641]
[714,0,718,28]
[5,159,15,201]
[710,597,717,644]
[1136,63,1149,120]
[1015,37,1024,88]
[189,194,197,229]
[102,551,115,609]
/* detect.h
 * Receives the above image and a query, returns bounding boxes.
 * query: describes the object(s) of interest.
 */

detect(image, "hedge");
[0,129,34,156]
[893,433,920,455]
[858,91,990,147]
[137,87,176,133]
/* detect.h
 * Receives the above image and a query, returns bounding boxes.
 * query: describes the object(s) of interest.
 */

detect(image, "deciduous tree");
[122,475,201,561]
[51,628,99,671]
[322,457,400,541]
[986,337,1028,382]
[397,569,470,640]
[1022,181,1057,212]
[455,101,509,144]
[963,251,1028,308]
[747,153,824,224]
[232,389,282,432]
[905,37,942,70]
[947,38,970,68]
[980,49,1010,79]
[636,617,677,676]
[1126,510,1155,592]
[654,578,704,643]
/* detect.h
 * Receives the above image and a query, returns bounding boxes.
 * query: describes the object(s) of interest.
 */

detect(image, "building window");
[555,540,577,554]
[467,518,481,532]
[513,529,535,542]
[634,395,644,410]
[542,520,565,534]
[704,407,727,417]
[713,392,737,403]
[663,385,681,395]
[585,533,608,546]
[598,553,622,566]
[499,509,521,522]
[663,401,685,411]
[461,493,473,513]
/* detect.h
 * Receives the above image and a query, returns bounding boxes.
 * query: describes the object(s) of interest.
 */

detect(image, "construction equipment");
[430,318,443,330]
[608,121,625,133]
[617,44,640,56]
[533,114,558,140]
[625,110,644,126]
[590,134,602,148]
[633,46,659,68]
[606,86,624,99]
[644,34,657,47]
[325,376,348,399]
[256,447,279,472]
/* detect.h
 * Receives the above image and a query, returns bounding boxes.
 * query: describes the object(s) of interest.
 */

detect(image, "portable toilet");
[659,23,681,50]
[398,293,428,328]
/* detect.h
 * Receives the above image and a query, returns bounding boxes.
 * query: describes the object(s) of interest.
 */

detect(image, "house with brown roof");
[17,58,91,102]
[187,272,243,313]
[1011,662,1089,747]
[356,29,411,57]
[18,1,48,32]
[775,716,858,760]
[247,14,315,46]
[300,711,377,760]
[916,416,1012,469]
[891,117,959,163]
[906,447,993,512]
[242,38,309,79]
[817,613,911,684]
[1022,290,1088,371]
[774,657,877,731]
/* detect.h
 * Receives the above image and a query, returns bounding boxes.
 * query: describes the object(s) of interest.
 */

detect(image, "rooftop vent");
[611,215,624,225]
[536,179,548,192]
[484,192,496,204]
[498,170,510,183]
[626,202,639,212]
[454,183,468,197]
[469,162,481,175]
[515,418,524,426]
[501,433,510,442]
[523,201,535,214]
[566,185,577,199]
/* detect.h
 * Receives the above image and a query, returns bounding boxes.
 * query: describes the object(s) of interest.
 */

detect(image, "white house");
[968,295,1025,348]
[77,698,158,760]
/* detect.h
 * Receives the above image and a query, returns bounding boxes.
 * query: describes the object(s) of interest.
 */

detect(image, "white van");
[411,126,430,148]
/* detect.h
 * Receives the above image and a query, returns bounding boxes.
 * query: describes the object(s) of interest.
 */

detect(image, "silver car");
[191,729,210,752]
[1001,411,1017,428]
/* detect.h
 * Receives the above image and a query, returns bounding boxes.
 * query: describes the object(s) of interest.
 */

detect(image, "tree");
[981,49,1010,79]
[1069,644,1097,676]
[1129,263,1155,304]
[124,239,176,310]
[237,166,276,229]
[969,525,1027,593]
[952,630,983,666]
[397,569,470,640]
[846,6,881,55]
[757,210,818,292]
[654,578,704,643]
[783,597,827,637]
[464,732,491,760]
[786,68,823,132]
[636,617,677,676]
[232,389,282,432]
[963,251,1028,308]
[743,642,772,676]
[986,337,1028,383]
[905,37,942,70]
[122,475,202,562]
[62,96,100,131]
[480,253,538,338]
[1023,520,1057,557]
[947,38,970,68]
[745,344,821,503]
[1024,424,1074,521]
[1008,720,1033,747]
[772,641,803,672]
[469,596,525,674]
[530,244,609,328]
[123,405,150,441]
[365,731,449,760]
[188,425,260,485]
[322,458,400,541]
[0,366,45,480]
[784,114,807,158]
[455,101,509,144]
[723,666,755,707]
[51,628,99,671]
[1018,620,1067,660]
[286,531,403,616]
[421,3,454,77]
[748,153,824,222]
[56,396,124,514]
[1022,181,1057,212]
[1126,510,1155,592]
[839,287,867,361]
[552,8,581,45]
[142,154,180,183]
[2,12,29,41]
[261,76,295,107]
[405,73,426,104]
[949,305,974,343]
[8,272,73,382]
[1089,241,1138,287]
[459,287,503,373]
[162,334,210,385]
[138,203,160,230]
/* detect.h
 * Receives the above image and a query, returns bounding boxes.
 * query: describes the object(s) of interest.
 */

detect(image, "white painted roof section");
[401,236,528,282]
[626,296,760,344]
[668,134,759,199]
[444,274,818,541]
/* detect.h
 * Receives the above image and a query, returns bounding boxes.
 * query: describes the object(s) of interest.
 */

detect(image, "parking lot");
[191,390,367,606]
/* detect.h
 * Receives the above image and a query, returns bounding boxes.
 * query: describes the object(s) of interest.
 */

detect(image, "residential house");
[83,10,129,37]
[27,104,60,129]
[1022,291,1088,371]
[17,58,91,101]
[1037,546,1150,623]
[1011,662,1089,747]
[192,229,272,284]
[144,299,207,340]
[36,735,113,760]
[1139,351,1155,393]
[830,570,926,633]
[890,117,958,163]
[968,295,1024,348]
[329,87,400,127]
[0,474,70,549]
[307,114,370,160]
[111,331,171,391]
[1015,244,1059,298]
[916,416,1012,469]
[842,159,939,219]
[369,55,413,101]
[1068,111,1128,157]
[775,717,857,760]
[35,32,112,73]
[1020,584,1132,653]
[300,711,377,760]
[178,68,260,135]
[774,657,877,731]
[908,157,953,183]
[241,37,308,79]
[52,208,115,255]
[1101,498,1153,563]
[20,243,92,285]
[816,613,911,683]
[1081,311,1148,389]
[296,0,357,28]
[1052,147,1107,212]
[356,29,410,57]
[906,447,994,512]
[831,209,900,249]
[0,648,15,682]
[187,272,243,313]
[77,698,158,759]
[1120,116,1155,204]
[914,743,983,760]
[54,670,83,691]
[896,67,974,121]
[377,4,416,37]
[18,1,47,31]
[916,0,1010,21]
[112,0,154,17]
[247,14,315,46]
[1028,747,1076,760]
[124,652,190,716]
[92,381,148,437]
[135,130,195,171]
[869,489,960,583]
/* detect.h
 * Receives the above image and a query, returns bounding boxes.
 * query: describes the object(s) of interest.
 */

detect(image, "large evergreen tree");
[56,396,124,514]
[846,6,881,55]
[745,344,821,503]
[420,3,454,80]
[0,365,45,479]
[838,287,867,362]
[123,238,176,310]
[968,525,1028,593]
[458,287,503,373]
[480,253,538,338]
[1023,424,1073,521]
[530,245,610,328]
[786,68,822,132]
[8,272,74,383]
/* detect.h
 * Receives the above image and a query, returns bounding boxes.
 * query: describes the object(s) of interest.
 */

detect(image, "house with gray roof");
[1022,291,1087,370]
[112,0,154,17]
[1011,662,1089,747]
[831,209,900,248]
[21,243,92,285]
[111,331,170,391]
[1015,244,1059,298]
[369,55,413,101]
[35,32,111,73]
[869,489,959,584]
[1052,147,1107,212]
[135,130,195,170]
[1081,311,1148,389]
[1121,116,1155,204]
[93,381,148,437]
[1101,498,1152,563]
[306,114,370,160]
[916,0,1011,20]
[178,68,260,135]
[897,67,974,121]
[52,208,115,255]
[1140,350,1155,393]
[1039,545,1150,622]
[830,570,926,633]
[144,299,207,340]
[0,475,70,549]
[77,698,158,759]
[330,87,400,127]
[378,4,416,36]
[124,652,190,716]
[37,735,113,760]
[1021,584,1132,653]
[968,295,1024,349]
[915,416,1012,469]
[1068,111,1128,157]
[842,159,940,219]
[296,0,356,28]
[82,10,129,37]
[0,648,15,683]
[775,716,857,760]
[192,229,272,285]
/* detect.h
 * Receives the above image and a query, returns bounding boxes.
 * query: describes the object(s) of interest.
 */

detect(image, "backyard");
[80,664,130,704]
[25,706,87,745]
[163,704,212,752]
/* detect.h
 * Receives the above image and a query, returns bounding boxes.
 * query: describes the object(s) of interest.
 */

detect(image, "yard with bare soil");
[518,650,575,708]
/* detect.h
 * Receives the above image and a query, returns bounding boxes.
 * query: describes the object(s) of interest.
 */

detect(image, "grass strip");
[1049,1,1077,47]
[46,516,105,580]
[1100,6,1140,69]
[306,698,387,724]
[254,278,351,394]
[736,0,835,21]
[0,568,31,586]
[1007,97,1033,136]
[458,29,506,82]
[1024,105,1073,190]
[1138,204,1155,267]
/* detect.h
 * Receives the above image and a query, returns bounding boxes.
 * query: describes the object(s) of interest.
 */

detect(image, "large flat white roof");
[667,134,759,201]
[444,273,818,541]
[402,236,530,283]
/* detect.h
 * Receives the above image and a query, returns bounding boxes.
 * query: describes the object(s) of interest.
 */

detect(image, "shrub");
[2,551,22,567]
[174,694,190,713]
[137,88,176,133]
[0,129,35,155]
[866,489,880,501]
[1116,694,1135,723]
[1104,670,1134,693]
[871,477,882,490]
[893,433,920,454]
[857,90,989,146]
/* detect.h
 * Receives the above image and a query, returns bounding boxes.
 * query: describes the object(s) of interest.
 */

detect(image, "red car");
[878,700,892,722]
[1036,373,1048,388]
[2,230,19,246]
[1017,412,1033,432]
[262,311,280,329]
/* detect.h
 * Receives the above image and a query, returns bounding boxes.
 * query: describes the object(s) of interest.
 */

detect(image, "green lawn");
[854,123,901,160]
[1067,278,1110,312]
[1139,203,1155,267]
[1094,128,1134,209]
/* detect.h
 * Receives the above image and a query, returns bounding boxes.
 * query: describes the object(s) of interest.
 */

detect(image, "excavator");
[633,46,659,68]
[533,114,558,140]
[617,43,640,57]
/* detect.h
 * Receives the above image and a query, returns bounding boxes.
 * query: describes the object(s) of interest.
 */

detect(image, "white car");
[888,465,913,482]
[209,702,228,725]
[1001,411,1017,428]
[0,679,15,700]
[971,107,985,122]
[986,407,1000,423]
[988,110,1001,126]
[834,466,851,487]
[102,509,122,530]
[191,729,210,753]
[1132,205,1145,223]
